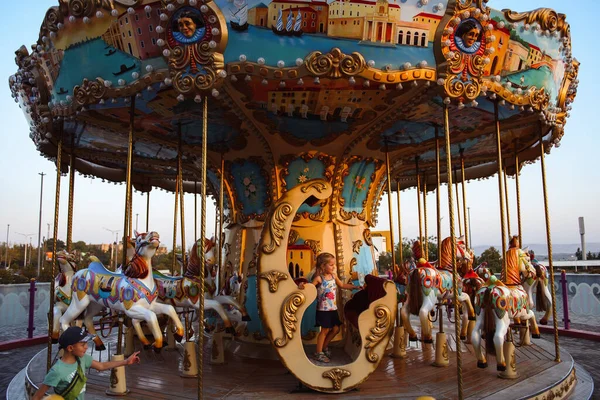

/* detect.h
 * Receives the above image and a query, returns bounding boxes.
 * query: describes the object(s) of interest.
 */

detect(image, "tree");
[378,236,439,271]
[477,247,502,274]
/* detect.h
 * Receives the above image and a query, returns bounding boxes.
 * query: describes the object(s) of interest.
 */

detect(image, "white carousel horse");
[471,242,540,371]
[51,250,78,343]
[523,250,553,325]
[60,231,184,351]
[400,237,476,343]
[153,238,250,335]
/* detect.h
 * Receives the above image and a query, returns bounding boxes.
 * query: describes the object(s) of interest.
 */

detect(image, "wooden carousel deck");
[25,329,577,400]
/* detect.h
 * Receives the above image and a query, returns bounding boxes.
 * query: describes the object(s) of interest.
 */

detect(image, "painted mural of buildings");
[267,0,329,33]
[39,49,64,91]
[527,44,543,66]
[484,19,511,76]
[102,0,162,60]
[411,12,441,41]
[504,39,529,71]
[287,244,314,279]
[248,3,269,27]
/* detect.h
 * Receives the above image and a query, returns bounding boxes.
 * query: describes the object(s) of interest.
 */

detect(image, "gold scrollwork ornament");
[305,48,366,79]
[259,270,288,293]
[262,203,294,254]
[322,368,351,391]
[364,305,392,363]
[273,292,305,347]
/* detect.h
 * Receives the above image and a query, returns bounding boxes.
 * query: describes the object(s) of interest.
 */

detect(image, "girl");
[307,252,360,363]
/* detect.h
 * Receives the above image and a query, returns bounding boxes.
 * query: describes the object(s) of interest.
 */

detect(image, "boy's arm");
[91,351,140,372]
[32,384,51,400]
[334,274,360,290]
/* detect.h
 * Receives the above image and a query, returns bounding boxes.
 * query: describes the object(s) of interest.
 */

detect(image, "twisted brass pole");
[454,167,463,237]
[146,191,150,232]
[460,152,469,249]
[385,143,396,277]
[435,127,442,262]
[396,180,403,269]
[416,157,423,248]
[443,104,463,399]
[122,97,135,270]
[47,124,63,372]
[66,134,75,252]
[218,153,225,292]
[503,165,512,237]
[422,176,428,260]
[172,129,180,276]
[178,124,186,269]
[514,141,523,246]
[197,97,208,400]
[194,181,198,243]
[494,102,508,281]
[539,129,560,362]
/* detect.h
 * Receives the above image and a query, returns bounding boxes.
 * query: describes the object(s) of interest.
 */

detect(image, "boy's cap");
[58,327,92,349]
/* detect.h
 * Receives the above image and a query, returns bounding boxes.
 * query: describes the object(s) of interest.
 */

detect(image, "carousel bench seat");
[344,274,387,329]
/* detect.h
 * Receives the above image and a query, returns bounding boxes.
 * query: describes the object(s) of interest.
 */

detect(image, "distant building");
[484,19,511,76]
[248,2,269,27]
[411,12,442,41]
[504,39,529,71]
[527,43,543,66]
[372,231,391,253]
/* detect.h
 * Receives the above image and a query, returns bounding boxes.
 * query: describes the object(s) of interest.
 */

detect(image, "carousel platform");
[11,328,590,400]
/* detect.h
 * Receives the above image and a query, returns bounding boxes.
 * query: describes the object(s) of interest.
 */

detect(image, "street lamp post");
[37,172,46,276]
[15,232,35,267]
[103,228,120,270]
[4,224,9,268]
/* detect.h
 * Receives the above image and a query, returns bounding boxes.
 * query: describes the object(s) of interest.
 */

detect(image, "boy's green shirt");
[42,354,93,400]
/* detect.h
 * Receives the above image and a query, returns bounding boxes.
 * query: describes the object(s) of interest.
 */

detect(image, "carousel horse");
[522,250,553,325]
[471,238,540,371]
[60,231,184,351]
[153,238,250,335]
[51,250,78,342]
[400,237,475,343]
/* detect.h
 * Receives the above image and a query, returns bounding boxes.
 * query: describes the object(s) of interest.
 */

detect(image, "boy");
[33,327,140,400]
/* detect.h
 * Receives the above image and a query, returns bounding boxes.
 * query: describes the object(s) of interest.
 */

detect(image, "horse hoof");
[540,319,548,325]
[409,336,418,342]
[225,327,236,335]
[468,316,476,321]
[242,315,252,322]
[423,338,434,344]
[532,333,541,339]
[477,361,488,369]
[52,338,59,344]
[153,346,162,354]
[95,344,106,352]
[143,344,152,350]
[174,333,183,343]
[460,335,466,341]
[497,365,506,372]
[520,320,528,326]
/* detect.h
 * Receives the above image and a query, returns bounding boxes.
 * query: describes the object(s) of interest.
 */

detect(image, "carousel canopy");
[9,0,578,195]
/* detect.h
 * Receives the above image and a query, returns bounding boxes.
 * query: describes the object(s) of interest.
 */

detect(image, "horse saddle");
[152,269,183,282]
[88,261,123,279]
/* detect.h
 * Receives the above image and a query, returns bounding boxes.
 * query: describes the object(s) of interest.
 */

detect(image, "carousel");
[8,0,587,398]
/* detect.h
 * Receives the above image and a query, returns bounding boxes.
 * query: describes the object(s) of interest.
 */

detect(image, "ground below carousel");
[5,322,597,400]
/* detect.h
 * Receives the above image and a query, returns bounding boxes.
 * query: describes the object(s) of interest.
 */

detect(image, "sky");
[0,0,598,253]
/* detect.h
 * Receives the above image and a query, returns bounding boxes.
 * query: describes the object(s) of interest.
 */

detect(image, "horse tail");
[536,279,548,312]
[408,269,422,316]
[482,287,496,354]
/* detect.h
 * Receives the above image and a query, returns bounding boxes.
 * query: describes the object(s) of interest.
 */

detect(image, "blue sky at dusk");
[0,0,598,252]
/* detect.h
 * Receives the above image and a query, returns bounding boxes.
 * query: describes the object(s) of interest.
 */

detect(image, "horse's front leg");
[151,302,184,342]
[419,293,436,343]
[127,306,163,351]
[457,293,473,340]
[204,298,235,335]
[471,312,487,368]
[214,295,251,321]
[400,302,417,341]
[130,318,152,349]
[52,303,65,342]
[60,294,89,332]
[83,302,107,350]
[494,314,510,371]
[540,281,552,325]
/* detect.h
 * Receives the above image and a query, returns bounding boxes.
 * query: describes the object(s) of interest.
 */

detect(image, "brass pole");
[494,102,508,280]
[435,128,442,262]
[415,157,423,248]
[514,141,523,246]
[172,132,180,276]
[178,124,186,269]
[443,104,463,399]
[122,96,135,270]
[539,128,560,362]
[146,191,150,232]
[385,143,396,278]
[460,151,469,249]
[396,180,403,269]
[194,181,198,243]
[218,153,225,291]
[454,167,463,237]
[197,96,208,399]
[66,134,75,252]
[47,124,63,372]
[503,164,512,237]
[422,175,428,260]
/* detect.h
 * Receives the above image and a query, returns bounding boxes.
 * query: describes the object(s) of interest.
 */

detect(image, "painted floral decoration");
[297,166,310,183]
[243,175,257,198]
[354,175,367,191]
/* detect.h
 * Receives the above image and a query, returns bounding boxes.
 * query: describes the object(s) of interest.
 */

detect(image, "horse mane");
[124,252,149,279]
[439,237,453,269]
